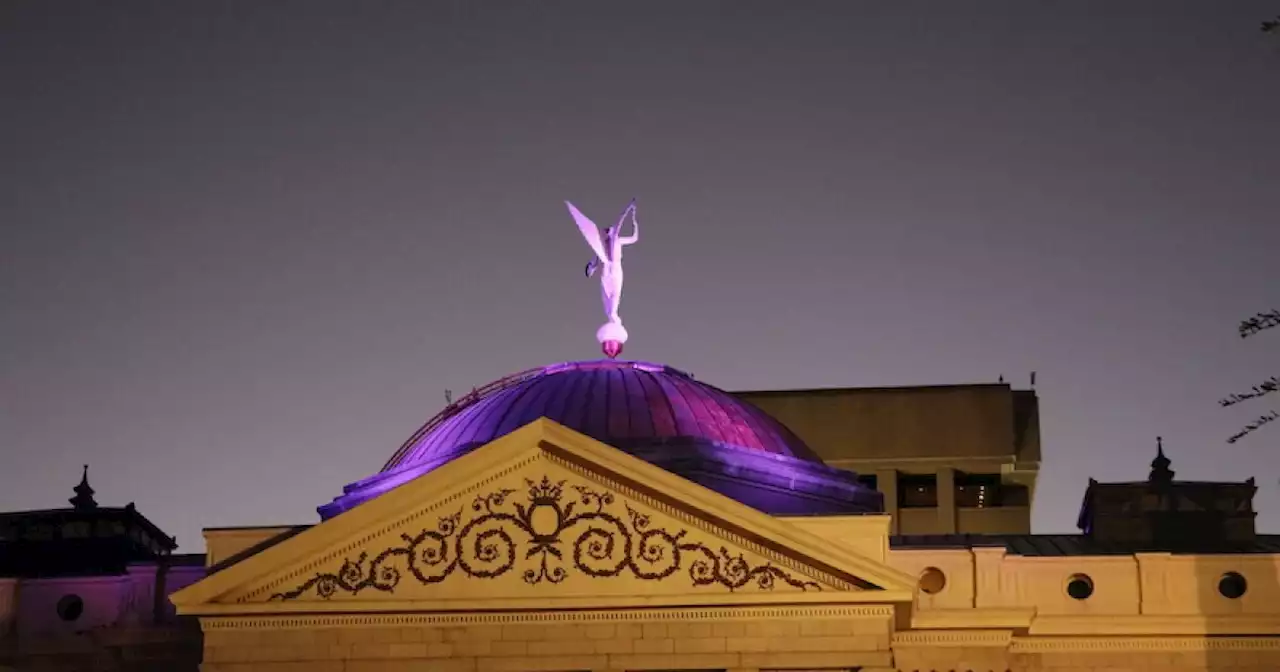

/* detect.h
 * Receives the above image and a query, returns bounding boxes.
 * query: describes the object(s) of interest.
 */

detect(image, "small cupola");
[68,464,98,511]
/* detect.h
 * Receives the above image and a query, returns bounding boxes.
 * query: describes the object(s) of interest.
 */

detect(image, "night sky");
[3,2,1278,552]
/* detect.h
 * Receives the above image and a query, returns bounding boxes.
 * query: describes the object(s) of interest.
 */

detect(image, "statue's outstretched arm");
[620,208,639,245]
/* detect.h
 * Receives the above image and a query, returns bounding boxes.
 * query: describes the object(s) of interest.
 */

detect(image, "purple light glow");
[318,360,879,520]
[384,360,820,469]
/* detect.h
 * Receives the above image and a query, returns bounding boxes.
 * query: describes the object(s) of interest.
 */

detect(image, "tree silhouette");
[1222,310,1279,443]
[1220,17,1279,444]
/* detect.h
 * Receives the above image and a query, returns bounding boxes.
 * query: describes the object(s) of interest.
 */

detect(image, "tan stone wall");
[1008,643,1280,671]
[957,505,1031,534]
[889,546,1280,618]
[198,612,894,672]
[892,645,1280,672]
[782,514,891,563]
[205,528,306,568]
[735,385,1019,462]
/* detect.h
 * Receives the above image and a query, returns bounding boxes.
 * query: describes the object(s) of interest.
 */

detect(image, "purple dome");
[387,360,821,469]
[319,360,882,519]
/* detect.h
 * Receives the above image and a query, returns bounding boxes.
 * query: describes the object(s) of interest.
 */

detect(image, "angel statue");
[565,199,639,358]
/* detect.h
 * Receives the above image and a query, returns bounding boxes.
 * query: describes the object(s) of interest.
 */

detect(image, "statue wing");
[566,200,609,263]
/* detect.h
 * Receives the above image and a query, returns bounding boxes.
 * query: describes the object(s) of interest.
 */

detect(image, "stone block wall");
[198,609,894,672]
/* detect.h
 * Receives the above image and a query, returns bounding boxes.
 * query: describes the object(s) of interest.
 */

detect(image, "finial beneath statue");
[567,198,640,358]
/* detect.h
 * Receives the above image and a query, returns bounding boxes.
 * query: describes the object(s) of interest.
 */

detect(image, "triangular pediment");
[172,419,915,614]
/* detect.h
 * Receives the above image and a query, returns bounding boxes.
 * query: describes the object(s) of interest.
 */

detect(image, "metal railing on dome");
[377,361,689,472]
[379,365,550,471]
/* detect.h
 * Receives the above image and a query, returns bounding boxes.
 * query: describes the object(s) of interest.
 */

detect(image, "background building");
[737,382,1040,535]
[0,468,204,671]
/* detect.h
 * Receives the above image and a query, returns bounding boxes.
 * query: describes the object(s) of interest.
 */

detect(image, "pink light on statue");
[567,199,639,358]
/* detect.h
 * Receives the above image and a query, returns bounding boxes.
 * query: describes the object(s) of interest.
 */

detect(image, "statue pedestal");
[596,321,629,359]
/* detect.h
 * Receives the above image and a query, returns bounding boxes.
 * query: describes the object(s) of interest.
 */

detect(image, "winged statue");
[565,199,639,357]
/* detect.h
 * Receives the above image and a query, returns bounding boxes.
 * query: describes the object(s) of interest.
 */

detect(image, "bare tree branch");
[1220,375,1280,407]
[1239,310,1280,339]
[1223,17,1278,443]
[1228,410,1280,444]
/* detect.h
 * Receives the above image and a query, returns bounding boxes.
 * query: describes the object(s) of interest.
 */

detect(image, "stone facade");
[172,419,1280,672]
[199,607,894,672]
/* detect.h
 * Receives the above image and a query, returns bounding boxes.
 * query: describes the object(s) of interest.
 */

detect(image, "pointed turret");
[69,464,98,510]
[1148,436,1175,485]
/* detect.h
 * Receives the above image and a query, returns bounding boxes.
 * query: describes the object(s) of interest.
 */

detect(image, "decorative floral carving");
[270,476,819,600]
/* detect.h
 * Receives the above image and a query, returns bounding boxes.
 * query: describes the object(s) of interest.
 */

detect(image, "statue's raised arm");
[617,199,638,245]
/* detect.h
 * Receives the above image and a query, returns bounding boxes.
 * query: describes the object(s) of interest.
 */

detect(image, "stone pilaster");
[936,467,956,534]
[124,563,159,626]
[0,577,17,636]
[876,469,899,534]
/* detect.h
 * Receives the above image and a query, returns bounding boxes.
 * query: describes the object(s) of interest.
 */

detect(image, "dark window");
[62,522,91,539]
[856,474,878,490]
[898,474,938,508]
[25,525,53,541]
[1001,484,1030,506]
[955,473,1002,508]
[1218,572,1247,599]
[1066,574,1094,600]
[56,594,84,621]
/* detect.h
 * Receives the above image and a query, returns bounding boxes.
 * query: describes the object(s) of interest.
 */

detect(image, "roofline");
[890,533,1280,555]
[0,505,178,551]
[166,553,208,566]
[203,524,312,532]
[731,382,1032,396]
[1088,480,1256,488]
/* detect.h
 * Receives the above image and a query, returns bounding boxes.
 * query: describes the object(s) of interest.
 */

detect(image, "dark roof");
[168,553,207,567]
[891,533,1280,556]
[0,506,182,578]
[0,505,176,551]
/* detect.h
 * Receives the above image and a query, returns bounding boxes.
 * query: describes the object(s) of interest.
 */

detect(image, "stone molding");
[893,629,1013,648]
[1011,635,1280,652]
[910,607,1035,631]
[201,603,895,631]
[1029,613,1280,636]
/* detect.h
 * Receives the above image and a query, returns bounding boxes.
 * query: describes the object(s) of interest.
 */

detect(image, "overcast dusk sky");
[2,1,1278,551]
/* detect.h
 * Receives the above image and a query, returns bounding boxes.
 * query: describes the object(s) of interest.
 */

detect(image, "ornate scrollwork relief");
[270,476,819,600]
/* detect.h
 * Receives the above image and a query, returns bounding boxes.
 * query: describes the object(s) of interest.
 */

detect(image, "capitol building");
[2,202,1278,672]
